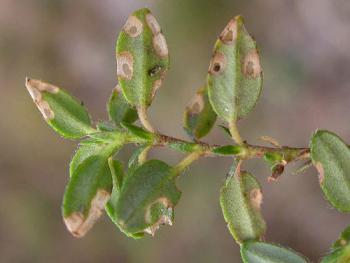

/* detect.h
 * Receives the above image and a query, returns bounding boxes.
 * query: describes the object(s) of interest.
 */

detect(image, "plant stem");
[125,129,310,165]
[173,151,205,175]
[229,121,244,145]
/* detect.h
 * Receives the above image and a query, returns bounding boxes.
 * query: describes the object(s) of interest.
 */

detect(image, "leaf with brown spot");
[207,16,263,124]
[220,161,266,243]
[107,85,138,127]
[25,78,94,139]
[310,130,350,212]
[183,86,217,139]
[62,156,114,237]
[116,8,169,110]
[111,160,181,237]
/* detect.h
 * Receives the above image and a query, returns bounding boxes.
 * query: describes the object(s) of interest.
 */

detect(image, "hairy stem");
[229,121,244,145]
[173,151,206,175]
[125,129,310,165]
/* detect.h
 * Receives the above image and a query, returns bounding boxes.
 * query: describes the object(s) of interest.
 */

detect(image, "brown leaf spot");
[340,239,347,246]
[25,78,56,121]
[219,18,238,45]
[242,50,262,78]
[26,82,42,102]
[146,13,161,35]
[117,51,134,80]
[250,188,263,210]
[113,84,122,94]
[208,52,227,75]
[315,162,325,184]
[63,189,110,238]
[188,92,204,115]
[37,100,54,120]
[144,197,173,236]
[153,33,168,58]
[151,78,162,99]
[123,16,143,37]
[26,78,59,95]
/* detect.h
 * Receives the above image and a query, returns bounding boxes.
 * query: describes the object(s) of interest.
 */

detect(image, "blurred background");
[1,0,350,262]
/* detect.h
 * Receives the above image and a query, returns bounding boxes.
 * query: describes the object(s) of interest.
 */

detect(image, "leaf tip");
[25,78,57,121]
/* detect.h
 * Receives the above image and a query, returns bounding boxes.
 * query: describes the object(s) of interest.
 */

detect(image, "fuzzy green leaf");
[107,85,138,126]
[220,161,266,243]
[121,122,155,141]
[116,8,169,109]
[184,86,217,139]
[69,132,124,177]
[168,141,200,153]
[127,144,149,174]
[213,145,241,155]
[105,159,145,239]
[111,160,181,237]
[310,130,350,212]
[62,156,113,238]
[25,78,94,139]
[241,241,309,263]
[207,16,263,124]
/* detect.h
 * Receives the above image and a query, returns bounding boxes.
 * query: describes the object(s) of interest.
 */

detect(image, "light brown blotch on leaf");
[242,49,262,78]
[113,84,122,94]
[315,162,325,184]
[117,51,134,80]
[63,189,110,238]
[146,13,161,35]
[151,78,162,99]
[25,78,56,120]
[188,92,204,115]
[340,239,347,246]
[250,188,263,210]
[153,33,168,58]
[37,100,55,120]
[144,197,173,236]
[209,51,227,75]
[220,18,238,45]
[123,16,143,37]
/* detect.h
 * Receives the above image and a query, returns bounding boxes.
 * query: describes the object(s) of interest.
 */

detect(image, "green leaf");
[168,141,200,153]
[310,130,350,212]
[108,158,124,191]
[70,132,124,177]
[96,121,116,132]
[220,161,266,243]
[62,156,113,238]
[213,145,241,155]
[241,241,309,263]
[264,152,283,166]
[25,78,94,139]
[184,86,217,139]
[321,225,350,263]
[105,159,146,239]
[127,144,149,174]
[207,16,263,124]
[107,85,138,126]
[111,160,181,237]
[218,125,232,138]
[121,122,155,141]
[116,8,169,110]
